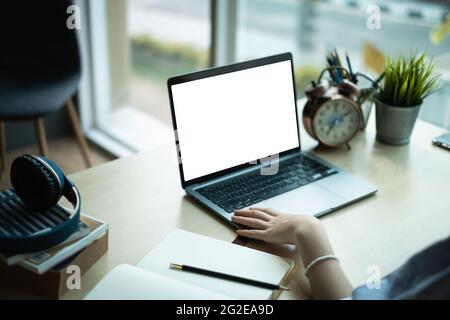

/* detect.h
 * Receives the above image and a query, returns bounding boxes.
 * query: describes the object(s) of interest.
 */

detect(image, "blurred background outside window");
[128,0,210,125]
[81,0,450,156]
[236,0,450,130]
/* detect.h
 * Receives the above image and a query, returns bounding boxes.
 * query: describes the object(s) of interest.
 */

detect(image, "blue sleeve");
[352,236,450,300]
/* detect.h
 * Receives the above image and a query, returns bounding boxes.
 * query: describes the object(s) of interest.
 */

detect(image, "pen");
[326,55,337,83]
[170,263,290,291]
[345,52,355,83]
[326,55,336,82]
[333,49,342,83]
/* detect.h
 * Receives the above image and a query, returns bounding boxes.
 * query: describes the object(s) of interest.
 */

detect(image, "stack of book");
[0,212,108,298]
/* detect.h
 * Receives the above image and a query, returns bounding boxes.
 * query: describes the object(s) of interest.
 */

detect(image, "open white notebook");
[85,228,295,300]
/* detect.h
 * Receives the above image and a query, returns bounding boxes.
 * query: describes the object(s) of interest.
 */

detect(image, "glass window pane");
[128,0,210,125]
[237,0,450,129]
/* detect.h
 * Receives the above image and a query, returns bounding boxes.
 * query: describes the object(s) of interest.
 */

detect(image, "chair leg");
[66,99,92,168]
[34,118,49,157]
[0,121,5,172]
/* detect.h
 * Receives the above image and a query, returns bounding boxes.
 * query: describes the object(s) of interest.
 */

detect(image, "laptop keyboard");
[196,154,338,213]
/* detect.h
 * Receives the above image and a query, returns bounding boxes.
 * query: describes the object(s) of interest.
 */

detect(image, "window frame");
[78,0,224,157]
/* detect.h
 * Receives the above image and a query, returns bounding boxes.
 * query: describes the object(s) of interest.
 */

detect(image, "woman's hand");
[232,207,321,245]
[233,208,353,299]
[232,207,335,266]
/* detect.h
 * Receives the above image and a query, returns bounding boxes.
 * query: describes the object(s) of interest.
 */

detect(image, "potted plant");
[375,53,440,145]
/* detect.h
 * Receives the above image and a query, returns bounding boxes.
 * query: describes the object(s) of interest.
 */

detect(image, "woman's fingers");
[231,215,269,229]
[236,229,267,241]
[234,209,272,221]
[249,207,280,216]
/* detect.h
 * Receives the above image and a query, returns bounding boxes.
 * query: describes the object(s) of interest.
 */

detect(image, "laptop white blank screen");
[171,60,299,182]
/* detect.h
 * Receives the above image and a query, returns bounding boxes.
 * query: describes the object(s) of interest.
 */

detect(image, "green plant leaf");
[378,52,441,107]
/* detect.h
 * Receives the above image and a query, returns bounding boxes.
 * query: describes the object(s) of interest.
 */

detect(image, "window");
[236,0,450,129]
[127,0,210,125]
[79,0,210,155]
[79,0,450,157]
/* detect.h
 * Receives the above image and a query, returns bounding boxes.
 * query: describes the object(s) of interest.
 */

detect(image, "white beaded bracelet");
[304,254,340,275]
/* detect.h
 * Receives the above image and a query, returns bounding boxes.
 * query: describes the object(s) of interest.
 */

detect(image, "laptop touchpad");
[249,184,345,216]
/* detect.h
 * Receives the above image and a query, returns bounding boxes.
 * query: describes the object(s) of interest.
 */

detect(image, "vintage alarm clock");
[302,77,363,149]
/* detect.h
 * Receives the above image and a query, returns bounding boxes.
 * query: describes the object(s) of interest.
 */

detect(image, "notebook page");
[137,228,292,300]
[85,264,233,300]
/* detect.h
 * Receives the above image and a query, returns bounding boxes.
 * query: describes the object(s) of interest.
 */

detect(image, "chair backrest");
[0,0,80,76]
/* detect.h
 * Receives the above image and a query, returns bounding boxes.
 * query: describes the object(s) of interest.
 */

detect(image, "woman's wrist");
[293,217,335,266]
[292,216,322,244]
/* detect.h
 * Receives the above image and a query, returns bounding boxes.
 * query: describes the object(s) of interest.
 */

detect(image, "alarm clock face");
[312,98,360,146]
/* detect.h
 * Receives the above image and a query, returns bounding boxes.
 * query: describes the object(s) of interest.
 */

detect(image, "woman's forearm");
[305,260,353,299]
[294,220,353,299]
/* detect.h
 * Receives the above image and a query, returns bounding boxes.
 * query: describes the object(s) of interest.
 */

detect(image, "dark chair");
[0,1,91,171]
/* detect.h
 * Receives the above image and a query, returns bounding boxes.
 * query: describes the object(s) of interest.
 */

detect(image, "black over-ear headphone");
[0,155,81,255]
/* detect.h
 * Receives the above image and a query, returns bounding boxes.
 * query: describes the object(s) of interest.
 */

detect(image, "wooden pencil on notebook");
[170,263,290,291]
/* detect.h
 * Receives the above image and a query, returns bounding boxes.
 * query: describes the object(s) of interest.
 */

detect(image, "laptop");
[167,53,377,226]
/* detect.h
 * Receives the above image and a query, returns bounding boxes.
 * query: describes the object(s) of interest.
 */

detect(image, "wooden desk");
[2,108,449,299]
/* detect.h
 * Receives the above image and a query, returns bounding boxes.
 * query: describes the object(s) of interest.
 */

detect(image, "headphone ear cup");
[10,155,61,211]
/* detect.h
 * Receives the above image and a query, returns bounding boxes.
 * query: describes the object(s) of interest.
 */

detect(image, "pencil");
[170,263,289,291]
[334,49,343,82]
[345,52,356,83]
